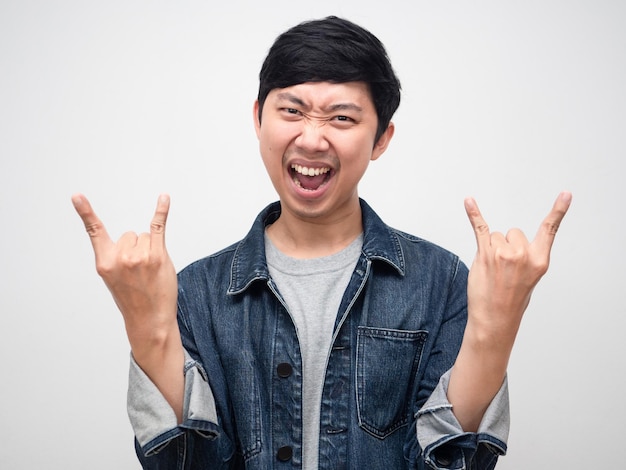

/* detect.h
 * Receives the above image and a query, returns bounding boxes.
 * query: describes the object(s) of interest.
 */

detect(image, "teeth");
[291,164,330,176]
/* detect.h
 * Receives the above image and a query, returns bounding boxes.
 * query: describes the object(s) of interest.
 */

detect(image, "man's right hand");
[71,193,178,336]
[72,193,184,421]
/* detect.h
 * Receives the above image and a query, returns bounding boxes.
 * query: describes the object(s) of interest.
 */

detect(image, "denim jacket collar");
[227,199,405,295]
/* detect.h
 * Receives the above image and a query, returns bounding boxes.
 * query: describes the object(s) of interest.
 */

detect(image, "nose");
[295,117,330,153]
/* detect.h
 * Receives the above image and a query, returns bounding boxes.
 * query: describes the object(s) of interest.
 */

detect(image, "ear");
[371,122,395,161]
[253,100,261,138]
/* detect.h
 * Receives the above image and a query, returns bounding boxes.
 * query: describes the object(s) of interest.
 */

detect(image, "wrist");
[126,317,181,361]
[457,317,515,378]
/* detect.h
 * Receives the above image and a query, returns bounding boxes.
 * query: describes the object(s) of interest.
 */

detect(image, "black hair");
[257,16,401,142]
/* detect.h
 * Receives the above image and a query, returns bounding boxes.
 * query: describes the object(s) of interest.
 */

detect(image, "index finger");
[533,191,572,252]
[71,193,113,253]
[464,197,491,251]
[150,194,171,250]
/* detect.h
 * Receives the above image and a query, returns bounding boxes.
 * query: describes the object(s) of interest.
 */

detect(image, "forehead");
[267,81,374,111]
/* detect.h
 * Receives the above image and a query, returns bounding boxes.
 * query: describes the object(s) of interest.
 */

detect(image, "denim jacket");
[128,200,509,469]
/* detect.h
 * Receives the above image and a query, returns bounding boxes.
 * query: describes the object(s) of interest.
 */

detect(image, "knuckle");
[150,221,165,234]
[95,260,114,277]
[84,222,101,237]
[506,227,523,237]
[120,252,146,268]
[543,220,560,236]
[532,257,550,275]
[494,249,509,263]
[475,222,489,234]
[494,245,527,264]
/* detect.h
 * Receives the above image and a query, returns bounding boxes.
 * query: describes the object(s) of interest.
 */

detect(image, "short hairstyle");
[257,16,401,142]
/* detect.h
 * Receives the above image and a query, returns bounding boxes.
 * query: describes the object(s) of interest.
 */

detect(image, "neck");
[266,203,363,259]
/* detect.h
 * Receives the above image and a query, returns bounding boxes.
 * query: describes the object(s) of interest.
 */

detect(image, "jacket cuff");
[127,350,220,456]
[416,369,509,469]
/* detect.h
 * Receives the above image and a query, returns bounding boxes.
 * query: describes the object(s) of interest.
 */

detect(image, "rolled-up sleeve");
[127,349,221,457]
[416,369,509,470]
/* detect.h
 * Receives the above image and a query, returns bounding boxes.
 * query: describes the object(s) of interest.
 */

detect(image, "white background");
[1,1,624,468]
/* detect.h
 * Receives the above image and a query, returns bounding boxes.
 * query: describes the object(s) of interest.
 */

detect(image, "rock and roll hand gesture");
[449,191,572,432]
[71,193,184,421]
[71,193,178,332]
[71,191,571,428]
[464,191,572,342]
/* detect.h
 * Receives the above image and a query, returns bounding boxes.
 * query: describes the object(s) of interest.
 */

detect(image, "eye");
[280,107,303,120]
[331,115,356,126]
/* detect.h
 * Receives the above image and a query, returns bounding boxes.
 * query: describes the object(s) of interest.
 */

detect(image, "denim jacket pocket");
[356,326,428,439]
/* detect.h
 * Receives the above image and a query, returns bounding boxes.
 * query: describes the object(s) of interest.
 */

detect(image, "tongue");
[297,173,327,190]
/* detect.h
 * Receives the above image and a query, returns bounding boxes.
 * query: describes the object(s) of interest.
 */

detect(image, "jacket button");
[276,362,292,378]
[276,445,293,461]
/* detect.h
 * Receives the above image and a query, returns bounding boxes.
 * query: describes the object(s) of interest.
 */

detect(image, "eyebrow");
[275,92,363,114]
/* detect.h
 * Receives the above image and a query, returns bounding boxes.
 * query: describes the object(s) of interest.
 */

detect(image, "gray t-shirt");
[265,232,363,470]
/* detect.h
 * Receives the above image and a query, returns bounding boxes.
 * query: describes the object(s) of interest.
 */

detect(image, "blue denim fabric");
[130,199,508,469]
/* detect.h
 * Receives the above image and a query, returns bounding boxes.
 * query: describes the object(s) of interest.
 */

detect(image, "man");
[72,16,571,469]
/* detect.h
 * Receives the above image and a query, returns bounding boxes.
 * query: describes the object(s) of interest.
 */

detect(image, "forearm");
[447,319,515,432]
[127,319,185,423]
[452,192,572,432]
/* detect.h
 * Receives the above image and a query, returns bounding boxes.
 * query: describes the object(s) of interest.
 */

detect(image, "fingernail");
[561,191,572,205]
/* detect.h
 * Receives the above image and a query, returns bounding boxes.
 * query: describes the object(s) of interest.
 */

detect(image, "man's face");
[254,81,393,225]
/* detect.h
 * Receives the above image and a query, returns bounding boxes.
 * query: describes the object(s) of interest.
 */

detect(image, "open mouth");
[290,163,331,191]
